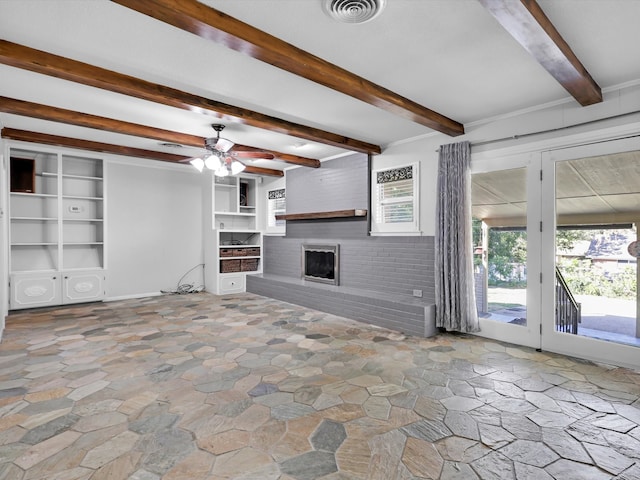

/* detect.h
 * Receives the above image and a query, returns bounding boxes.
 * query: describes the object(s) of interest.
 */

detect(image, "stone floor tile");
[583,442,635,475]
[616,463,640,480]
[80,430,139,469]
[14,430,81,470]
[435,436,489,463]
[440,460,480,480]
[501,411,541,441]
[310,420,347,453]
[271,432,313,462]
[471,451,514,480]
[67,380,110,401]
[347,374,384,388]
[527,409,576,428]
[591,413,637,433]
[402,437,443,478]
[279,450,338,480]
[542,428,593,463]
[367,429,407,479]
[363,396,391,420]
[335,436,371,478]
[478,423,516,449]
[499,438,559,467]
[493,380,525,399]
[603,430,640,460]
[211,447,272,478]
[90,452,142,480]
[162,450,215,479]
[440,396,483,412]
[513,461,554,479]
[444,411,480,441]
[615,404,640,425]
[573,391,617,413]
[566,420,610,445]
[545,458,613,480]
[401,418,452,443]
[197,429,250,455]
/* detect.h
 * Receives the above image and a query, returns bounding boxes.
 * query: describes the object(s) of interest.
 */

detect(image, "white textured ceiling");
[1,0,639,167]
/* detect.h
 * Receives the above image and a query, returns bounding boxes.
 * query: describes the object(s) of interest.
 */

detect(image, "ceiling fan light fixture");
[189,157,205,172]
[214,165,229,177]
[230,159,246,175]
[204,154,222,171]
[323,0,386,24]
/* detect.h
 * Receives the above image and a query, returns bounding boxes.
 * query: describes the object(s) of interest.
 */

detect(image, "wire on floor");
[161,264,205,295]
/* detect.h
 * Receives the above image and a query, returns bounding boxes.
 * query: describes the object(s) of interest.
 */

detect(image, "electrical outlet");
[412,289,423,298]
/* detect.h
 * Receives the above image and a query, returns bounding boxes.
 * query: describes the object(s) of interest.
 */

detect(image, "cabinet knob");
[64,276,69,279]
[52,276,56,280]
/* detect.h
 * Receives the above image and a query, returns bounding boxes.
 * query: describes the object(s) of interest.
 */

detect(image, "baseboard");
[104,292,163,302]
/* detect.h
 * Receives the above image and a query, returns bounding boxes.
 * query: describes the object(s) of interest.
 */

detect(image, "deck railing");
[555,267,581,334]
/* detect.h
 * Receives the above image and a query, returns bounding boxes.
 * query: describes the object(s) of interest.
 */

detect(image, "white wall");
[106,159,206,299]
[373,82,640,235]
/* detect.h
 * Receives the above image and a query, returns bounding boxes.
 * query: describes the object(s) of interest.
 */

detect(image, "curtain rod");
[436,109,640,152]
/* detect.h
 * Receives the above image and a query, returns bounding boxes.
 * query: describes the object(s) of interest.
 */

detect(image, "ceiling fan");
[189,124,275,176]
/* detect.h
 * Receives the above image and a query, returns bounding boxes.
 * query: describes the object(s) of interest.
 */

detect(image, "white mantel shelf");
[275,209,367,221]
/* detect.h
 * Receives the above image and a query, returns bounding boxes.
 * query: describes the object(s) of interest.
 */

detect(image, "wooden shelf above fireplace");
[276,209,367,221]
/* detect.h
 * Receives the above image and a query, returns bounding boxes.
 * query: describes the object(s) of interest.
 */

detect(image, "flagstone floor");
[1,293,640,480]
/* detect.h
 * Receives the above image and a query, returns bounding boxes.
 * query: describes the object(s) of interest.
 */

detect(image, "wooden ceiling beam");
[0,128,284,177]
[0,96,320,168]
[111,0,465,137]
[477,0,602,106]
[0,40,380,155]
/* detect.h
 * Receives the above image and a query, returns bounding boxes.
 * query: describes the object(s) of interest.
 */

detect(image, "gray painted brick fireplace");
[247,153,437,337]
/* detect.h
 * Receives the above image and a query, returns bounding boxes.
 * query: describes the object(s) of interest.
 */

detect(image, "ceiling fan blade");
[231,151,275,160]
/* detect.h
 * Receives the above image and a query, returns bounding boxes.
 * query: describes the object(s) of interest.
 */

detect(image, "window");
[266,188,286,234]
[371,163,419,234]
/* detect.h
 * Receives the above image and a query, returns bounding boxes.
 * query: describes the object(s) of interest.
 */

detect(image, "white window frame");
[371,162,419,235]
[265,187,286,235]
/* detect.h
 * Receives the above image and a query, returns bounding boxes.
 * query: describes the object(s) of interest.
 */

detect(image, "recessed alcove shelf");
[275,209,367,221]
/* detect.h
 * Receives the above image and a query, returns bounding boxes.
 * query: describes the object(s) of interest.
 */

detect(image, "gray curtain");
[435,141,480,332]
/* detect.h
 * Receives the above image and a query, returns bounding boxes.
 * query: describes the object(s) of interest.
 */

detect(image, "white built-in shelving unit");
[7,145,106,309]
[205,175,262,294]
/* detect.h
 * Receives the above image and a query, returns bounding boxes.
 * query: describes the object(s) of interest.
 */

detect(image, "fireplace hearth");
[302,244,339,285]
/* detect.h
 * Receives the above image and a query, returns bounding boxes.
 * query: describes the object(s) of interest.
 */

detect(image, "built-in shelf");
[63,218,104,222]
[276,209,367,221]
[215,212,256,217]
[61,174,103,181]
[10,192,57,198]
[11,217,58,221]
[62,195,103,200]
[12,242,58,246]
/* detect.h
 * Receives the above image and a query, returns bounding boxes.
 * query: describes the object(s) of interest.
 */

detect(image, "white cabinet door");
[10,273,62,309]
[62,271,105,304]
[219,274,245,294]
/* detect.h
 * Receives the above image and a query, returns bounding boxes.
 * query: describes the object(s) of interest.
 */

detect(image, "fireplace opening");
[302,244,339,285]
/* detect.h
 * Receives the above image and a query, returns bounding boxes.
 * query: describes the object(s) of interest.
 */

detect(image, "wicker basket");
[240,258,259,272]
[220,259,241,273]
[220,248,234,257]
[232,248,247,257]
[245,247,261,257]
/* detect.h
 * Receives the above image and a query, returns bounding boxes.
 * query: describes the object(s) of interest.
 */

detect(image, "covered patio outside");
[472,149,640,346]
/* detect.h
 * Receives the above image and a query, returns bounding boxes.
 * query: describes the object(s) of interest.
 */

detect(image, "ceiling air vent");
[323,0,386,24]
